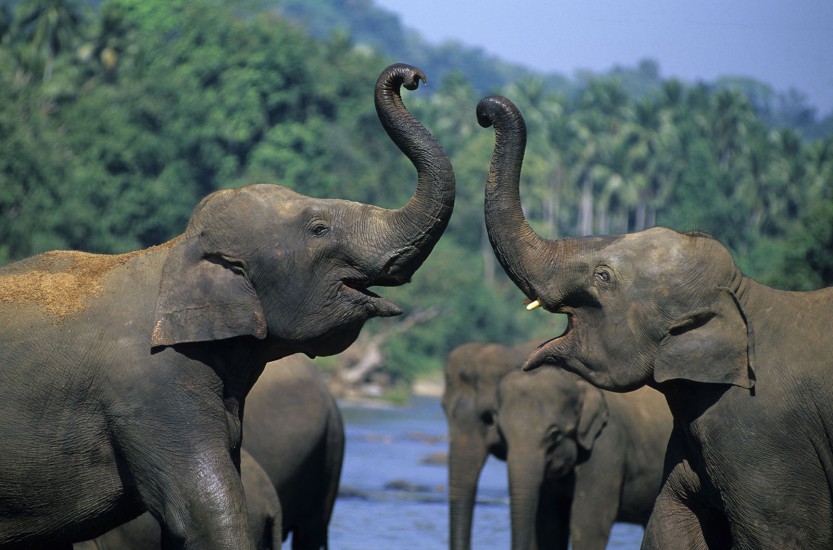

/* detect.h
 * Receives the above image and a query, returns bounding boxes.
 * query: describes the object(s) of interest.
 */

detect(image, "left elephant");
[0,63,454,549]
[73,449,282,549]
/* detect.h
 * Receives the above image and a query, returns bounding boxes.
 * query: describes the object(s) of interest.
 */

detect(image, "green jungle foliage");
[2,0,832,385]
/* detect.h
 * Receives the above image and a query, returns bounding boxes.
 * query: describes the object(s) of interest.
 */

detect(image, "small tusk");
[526,300,541,311]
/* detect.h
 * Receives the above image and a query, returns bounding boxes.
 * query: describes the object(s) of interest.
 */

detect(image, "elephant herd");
[1,62,832,550]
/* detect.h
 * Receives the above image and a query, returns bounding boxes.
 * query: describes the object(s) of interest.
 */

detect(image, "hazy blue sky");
[374,0,833,115]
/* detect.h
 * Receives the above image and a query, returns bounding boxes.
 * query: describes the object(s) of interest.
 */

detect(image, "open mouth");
[523,312,573,371]
[340,280,403,317]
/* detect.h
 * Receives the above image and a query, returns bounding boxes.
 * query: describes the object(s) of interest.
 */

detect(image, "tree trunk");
[580,172,593,236]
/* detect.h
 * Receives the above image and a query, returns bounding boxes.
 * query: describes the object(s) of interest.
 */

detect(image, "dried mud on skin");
[0,240,178,318]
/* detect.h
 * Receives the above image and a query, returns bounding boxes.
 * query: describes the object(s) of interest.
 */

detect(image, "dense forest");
[2,0,832,395]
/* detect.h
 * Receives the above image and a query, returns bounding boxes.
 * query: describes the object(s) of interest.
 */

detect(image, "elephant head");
[477,95,753,392]
[441,340,540,550]
[497,368,607,550]
[151,64,455,358]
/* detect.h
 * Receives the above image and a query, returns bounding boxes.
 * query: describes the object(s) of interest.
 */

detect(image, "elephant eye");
[544,428,564,448]
[594,267,612,284]
[545,428,564,447]
[310,223,330,237]
[480,411,495,426]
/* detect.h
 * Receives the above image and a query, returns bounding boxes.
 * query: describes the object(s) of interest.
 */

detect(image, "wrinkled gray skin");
[75,354,343,550]
[441,340,540,550]
[0,63,454,550]
[478,94,833,549]
[497,368,671,550]
[242,355,344,550]
[74,449,281,550]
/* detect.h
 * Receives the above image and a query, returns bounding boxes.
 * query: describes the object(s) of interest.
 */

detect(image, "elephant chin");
[300,322,366,358]
[523,315,573,372]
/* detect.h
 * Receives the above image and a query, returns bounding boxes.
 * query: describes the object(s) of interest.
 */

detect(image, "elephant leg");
[116,407,254,549]
[569,449,623,550]
[290,521,326,550]
[152,457,252,550]
[536,488,570,550]
[642,475,730,550]
[153,464,251,550]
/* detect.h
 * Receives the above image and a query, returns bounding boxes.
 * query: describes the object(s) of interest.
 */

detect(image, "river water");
[318,395,643,549]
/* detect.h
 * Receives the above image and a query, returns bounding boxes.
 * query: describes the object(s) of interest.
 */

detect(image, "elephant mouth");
[340,280,403,318]
[524,312,573,371]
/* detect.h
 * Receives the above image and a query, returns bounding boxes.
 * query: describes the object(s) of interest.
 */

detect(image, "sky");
[373,0,833,115]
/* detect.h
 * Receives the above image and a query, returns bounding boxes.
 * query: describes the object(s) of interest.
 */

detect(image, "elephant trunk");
[507,449,547,550]
[372,63,455,282]
[447,434,490,550]
[477,95,570,306]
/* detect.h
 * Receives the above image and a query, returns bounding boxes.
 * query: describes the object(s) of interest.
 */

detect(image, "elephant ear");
[654,288,754,388]
[151,236,267,347]
[576,383,608,451]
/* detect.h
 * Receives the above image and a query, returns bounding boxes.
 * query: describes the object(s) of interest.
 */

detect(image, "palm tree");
[15,0,85,81]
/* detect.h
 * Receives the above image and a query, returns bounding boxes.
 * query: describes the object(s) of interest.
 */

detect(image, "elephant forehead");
[193,184,308,223]
[614,230,687,274]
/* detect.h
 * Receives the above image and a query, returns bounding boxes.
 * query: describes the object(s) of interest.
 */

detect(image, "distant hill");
[268,0,570,96]
[268,0,832,139]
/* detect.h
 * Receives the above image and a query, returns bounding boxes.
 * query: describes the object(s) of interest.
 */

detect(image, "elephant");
[441,340,541,550]
[477,94,833,548]
[0,63,454,549]
[496,367,671,550]
[74,449,282,549]
[242,354,344,549]
[75,354,344,550]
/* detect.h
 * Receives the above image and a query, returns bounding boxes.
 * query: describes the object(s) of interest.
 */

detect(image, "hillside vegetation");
[2,0,832,394]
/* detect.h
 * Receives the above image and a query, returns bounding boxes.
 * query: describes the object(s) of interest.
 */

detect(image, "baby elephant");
[496,368,672,550]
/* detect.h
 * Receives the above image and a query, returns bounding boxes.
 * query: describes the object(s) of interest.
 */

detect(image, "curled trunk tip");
[476,95,528,141]
[376,63,427,93]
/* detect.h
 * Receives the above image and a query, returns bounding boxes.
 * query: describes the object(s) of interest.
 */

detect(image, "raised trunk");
[447,435,490,550]
[507,450,546,550]
[477,96,562,302]
[372,63,455,282]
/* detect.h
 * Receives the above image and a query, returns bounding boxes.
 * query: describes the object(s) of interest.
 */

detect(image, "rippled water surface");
[319,396,643,549]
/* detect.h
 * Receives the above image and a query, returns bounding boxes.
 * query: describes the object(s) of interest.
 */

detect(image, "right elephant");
[477,94,833,548]
[496,368,671,550]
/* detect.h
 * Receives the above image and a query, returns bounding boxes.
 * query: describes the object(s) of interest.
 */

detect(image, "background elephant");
[496,368,671,550]
[242,354,344,550]
[0,63,454,549]
[75,449,282,549]
[478,94,833,548]
[441,339,542,550]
